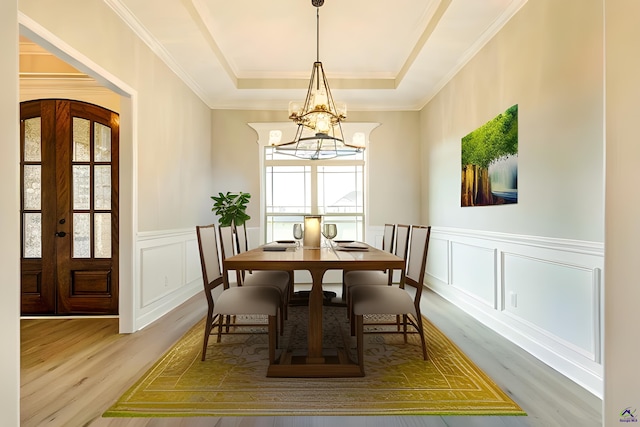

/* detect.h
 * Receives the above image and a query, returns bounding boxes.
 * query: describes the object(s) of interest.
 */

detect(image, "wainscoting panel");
[185,238,202,286]
[140,242,184,307]
[502,253,598,359]
[426,236,449,285]
[135,229,202,330]
[425,227,604,397]
[450,242,496,307]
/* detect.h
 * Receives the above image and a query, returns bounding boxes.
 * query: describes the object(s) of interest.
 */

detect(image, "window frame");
[264,154,366,243]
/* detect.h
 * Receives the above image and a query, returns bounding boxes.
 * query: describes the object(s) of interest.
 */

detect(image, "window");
[264,147,365,243]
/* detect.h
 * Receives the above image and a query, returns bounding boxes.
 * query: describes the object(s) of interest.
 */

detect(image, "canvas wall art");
[461,104,518,207]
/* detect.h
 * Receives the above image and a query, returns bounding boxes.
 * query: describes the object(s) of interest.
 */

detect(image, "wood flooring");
[21,286,602,427]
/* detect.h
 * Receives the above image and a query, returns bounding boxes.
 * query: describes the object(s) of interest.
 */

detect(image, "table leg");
[306,268,325,363]
[266,265,363,377]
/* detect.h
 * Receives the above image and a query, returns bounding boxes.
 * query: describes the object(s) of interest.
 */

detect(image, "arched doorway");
[20,99,119,315]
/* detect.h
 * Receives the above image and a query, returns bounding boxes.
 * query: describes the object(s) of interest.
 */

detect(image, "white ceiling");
[103,0,526,111]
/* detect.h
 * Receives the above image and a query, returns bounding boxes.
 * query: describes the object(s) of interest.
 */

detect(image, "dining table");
[222,241,405,377]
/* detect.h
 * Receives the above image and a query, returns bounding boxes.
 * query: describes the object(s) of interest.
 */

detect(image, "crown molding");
[418,0,529,108]
[103,0,212,107]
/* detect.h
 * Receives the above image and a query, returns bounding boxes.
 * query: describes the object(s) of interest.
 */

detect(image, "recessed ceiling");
[29,0,529,111]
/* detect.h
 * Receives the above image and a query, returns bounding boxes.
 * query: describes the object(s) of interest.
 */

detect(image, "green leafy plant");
[211,192,251,227]
[461,104,518,168]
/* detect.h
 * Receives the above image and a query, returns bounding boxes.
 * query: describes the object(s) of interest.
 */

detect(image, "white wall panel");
[140,243,184,307]
[185,237,202,285]
[426,226,604,397]
[450,242,496,307]
[503,253,598,358]
[135,229,202,330]
[426,237,449,285]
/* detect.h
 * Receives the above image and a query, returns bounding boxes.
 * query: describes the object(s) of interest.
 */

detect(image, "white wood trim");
[18,13,140,334]
[135,228,201,331]
[434,226,604,255]
[426,226,604,397]
[102,0,209,106]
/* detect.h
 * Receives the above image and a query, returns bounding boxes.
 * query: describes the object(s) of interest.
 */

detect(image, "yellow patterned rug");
[104,305,525,417]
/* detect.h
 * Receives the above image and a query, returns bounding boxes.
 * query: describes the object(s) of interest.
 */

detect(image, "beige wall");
[350,110,422,226]
[210,109,282,223]
[418,0,610,401]
[604,1,640,424]
[5,0,636,423]
[420,0,604,242]
[211,109,422,229]
[0,1,20,424]
[19,0,214,233]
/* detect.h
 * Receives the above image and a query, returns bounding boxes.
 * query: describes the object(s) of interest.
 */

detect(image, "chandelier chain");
[316,7,320,63]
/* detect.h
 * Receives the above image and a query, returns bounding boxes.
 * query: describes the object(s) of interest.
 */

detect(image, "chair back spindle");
[382,224,396,253]
[196,225,223,297]
[394,224,411,261]
[218,225,238,287]
[235,222,249,253]
[403,225,431,308]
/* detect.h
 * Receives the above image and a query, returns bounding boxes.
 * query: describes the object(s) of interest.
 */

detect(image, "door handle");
[55,231,67,237]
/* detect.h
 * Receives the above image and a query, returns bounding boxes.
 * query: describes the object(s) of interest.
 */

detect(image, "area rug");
[104,305,525,417]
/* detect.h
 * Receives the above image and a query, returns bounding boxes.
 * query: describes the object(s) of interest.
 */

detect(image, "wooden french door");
[20,99,119,315]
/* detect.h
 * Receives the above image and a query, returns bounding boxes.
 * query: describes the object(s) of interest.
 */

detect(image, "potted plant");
[211,192,251,227]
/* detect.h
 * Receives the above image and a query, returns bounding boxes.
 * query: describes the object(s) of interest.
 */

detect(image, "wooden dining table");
[222,242,405,377]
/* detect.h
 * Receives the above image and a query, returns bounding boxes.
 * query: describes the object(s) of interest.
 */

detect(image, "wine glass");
[322,223,337,247]
[292,223,303,247]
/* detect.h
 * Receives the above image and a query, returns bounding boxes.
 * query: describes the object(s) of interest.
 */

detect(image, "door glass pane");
[23,213,42,258]
[94,213,111,258]
[94,166,111,210]
[23,165,41,210]
[73,213,91,258]
[73,165,91,210]
[24,117,41,161]
[94,123,111,161]
[72,117,90,161]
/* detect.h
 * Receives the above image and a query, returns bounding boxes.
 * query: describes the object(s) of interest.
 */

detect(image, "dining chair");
[350,225,431,372]
[196,224,280,362]
[234,222,294,286]
[341,223,395,299]
[232,222,293,315]
[343,224,410,313]
[220,224,291,333]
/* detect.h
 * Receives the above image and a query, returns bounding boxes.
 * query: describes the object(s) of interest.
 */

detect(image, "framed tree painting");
[461,104,518,207]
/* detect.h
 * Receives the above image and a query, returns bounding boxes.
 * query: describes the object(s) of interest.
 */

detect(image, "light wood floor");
[21,286,602,427]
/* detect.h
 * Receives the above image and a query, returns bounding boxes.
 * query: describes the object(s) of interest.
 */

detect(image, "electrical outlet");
[164,276,169,287]
[509,291,517,308]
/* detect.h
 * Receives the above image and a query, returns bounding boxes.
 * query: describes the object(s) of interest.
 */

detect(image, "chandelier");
[273,0,364,160]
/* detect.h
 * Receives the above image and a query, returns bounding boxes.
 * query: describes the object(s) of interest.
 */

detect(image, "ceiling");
[23,0,528,112]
